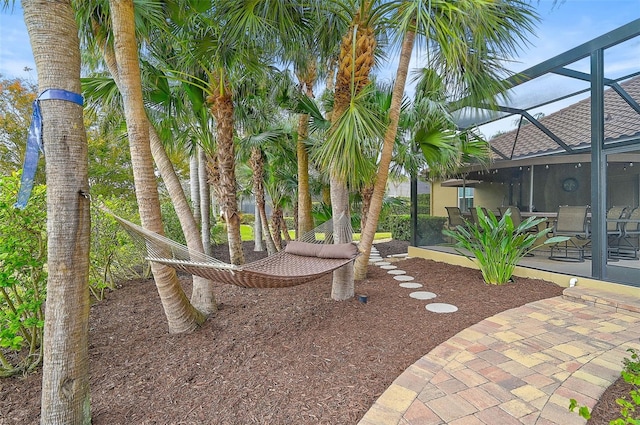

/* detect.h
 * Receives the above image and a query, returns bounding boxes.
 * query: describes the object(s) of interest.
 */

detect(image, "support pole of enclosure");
[591,48,606,279]
[528,166,534,212]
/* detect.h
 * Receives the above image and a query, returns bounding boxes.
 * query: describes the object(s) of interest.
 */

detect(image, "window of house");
[458,187,474,212]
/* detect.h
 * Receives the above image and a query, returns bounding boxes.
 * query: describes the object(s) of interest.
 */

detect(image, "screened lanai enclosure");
[410,19,640,288]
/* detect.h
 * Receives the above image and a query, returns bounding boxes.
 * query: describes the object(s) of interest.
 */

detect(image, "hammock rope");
[106,210,359,289]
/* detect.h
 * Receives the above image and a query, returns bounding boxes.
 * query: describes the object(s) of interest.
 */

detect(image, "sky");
[1,0,639,135]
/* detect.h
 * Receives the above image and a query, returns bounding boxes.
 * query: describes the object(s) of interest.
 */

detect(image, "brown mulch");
[0,240,628,424]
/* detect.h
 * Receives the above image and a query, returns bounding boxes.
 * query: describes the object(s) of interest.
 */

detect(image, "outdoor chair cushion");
[285,241,322,257]
[318,243,359,259]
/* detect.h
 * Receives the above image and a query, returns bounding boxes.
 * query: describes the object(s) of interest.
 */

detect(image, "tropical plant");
[0,76,37,175]
[443,207,565,285]
[570,347,640,424]
[612,348,640,425]
[0,173,46,377]
[354,0,539,282]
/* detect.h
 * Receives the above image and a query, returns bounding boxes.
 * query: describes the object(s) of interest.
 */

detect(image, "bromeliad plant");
[443,207,567,285]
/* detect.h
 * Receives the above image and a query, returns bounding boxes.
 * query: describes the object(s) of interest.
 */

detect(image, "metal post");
[591,48,606,279]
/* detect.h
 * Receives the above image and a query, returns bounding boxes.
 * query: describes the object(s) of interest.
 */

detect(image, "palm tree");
[353,0,538,279]
[317,0,385,300]
[108,0,205,331]
[21,0,91,422]
[78,1,218,317]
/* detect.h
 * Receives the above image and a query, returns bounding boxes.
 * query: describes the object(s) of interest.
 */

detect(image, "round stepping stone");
[426,303,458,313]
[379,265,397,270]
[409,291,437,300]
[393,275,414,281]
[369,258,383,263]
[399,282,423,289]
[387,270,406,275]
[376,261,391,266]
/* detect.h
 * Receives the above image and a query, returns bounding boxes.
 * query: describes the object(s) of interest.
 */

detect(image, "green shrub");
[443,207,565,285]
[570,347,640,424]
[417,215,446,245]
[417,193,430,215]
[160,200,186,245]
[90,198,150,300]
[380,214,445,244]
[387,214,411,240]
[612,348,640,425]
[241,213,255,225]
[0,173,47,376]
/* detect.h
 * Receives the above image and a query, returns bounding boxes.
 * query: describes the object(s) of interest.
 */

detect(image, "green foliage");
[611,348,640,425]
[568,398,592,420]
[0,77,37,176]
[160,200,186,245]
[442,207,564,285]
[570,348,640,424]
[381,214,446,244]
[90,198,150,300]
[0,173,47,376]
[417,193,430,215]
[240,213,255,225]
[386,214,411,241]
[417,215,446,245]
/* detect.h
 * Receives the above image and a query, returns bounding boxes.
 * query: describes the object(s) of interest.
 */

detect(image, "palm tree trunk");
[190,153,201,225]
[150,127,216,315]
[109,0,205,331]
[296,62,316,236]
[208,75,245,265]
[271,206,284,251]
[328,10,376,300]
[297,113,314,235]
[198,145,212,255]
[361,184,374,231]
[23,2,92,423]
[355,30,415,280]
[330,175,354,300]
[249,147,277,254]
[100,38,216,315]
[253,202,264,251]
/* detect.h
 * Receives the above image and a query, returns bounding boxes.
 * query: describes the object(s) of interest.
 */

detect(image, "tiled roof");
[489,76,640,160]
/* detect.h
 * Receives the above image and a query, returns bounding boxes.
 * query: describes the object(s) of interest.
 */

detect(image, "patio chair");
[618,206,640,259]
[445,207,466,230]
[498,205,539,233]
[548,205,591,262]
[469,207,489,227]
[606,205,629,258]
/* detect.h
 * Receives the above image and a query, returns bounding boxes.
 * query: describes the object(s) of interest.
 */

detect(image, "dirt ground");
[0,240,630,424]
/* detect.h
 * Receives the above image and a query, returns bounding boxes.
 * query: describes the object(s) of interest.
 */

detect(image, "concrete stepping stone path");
[409,291,437,300]
[393,275,414,281]
[379,265,397,270]
[425,303,458,313]
[387,270,406,275]
[399,282,423,289]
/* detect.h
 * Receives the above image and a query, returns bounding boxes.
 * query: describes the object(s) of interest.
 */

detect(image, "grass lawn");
[235,224,392,242]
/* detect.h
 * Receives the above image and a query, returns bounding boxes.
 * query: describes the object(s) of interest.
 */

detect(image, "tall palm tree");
[78,1,218,316]
[108,0,205,331]
[353,0,538,279]
[22,0,91,422]
[318,0,384,300]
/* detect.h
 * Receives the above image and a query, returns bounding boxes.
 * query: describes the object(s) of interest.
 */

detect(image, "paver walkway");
[358,284,640,425]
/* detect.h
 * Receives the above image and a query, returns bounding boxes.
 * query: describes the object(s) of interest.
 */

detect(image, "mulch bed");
[0,240,629,424]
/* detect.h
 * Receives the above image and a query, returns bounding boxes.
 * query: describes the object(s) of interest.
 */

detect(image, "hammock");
[107,212,359,289]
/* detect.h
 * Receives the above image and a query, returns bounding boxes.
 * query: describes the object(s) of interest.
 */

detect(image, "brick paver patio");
[358,286,640,425]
